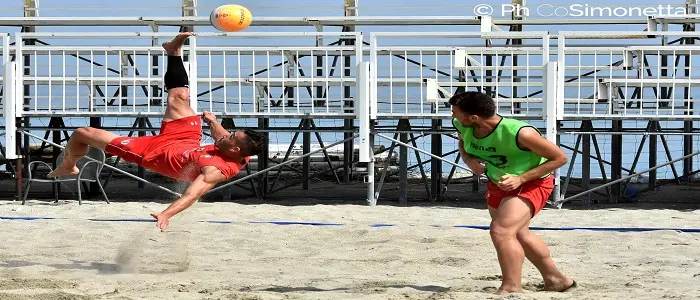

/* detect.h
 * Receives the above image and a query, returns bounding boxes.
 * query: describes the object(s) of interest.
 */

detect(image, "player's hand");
[464,157,486,175]
[150,213,170,232]
[201,111,217,124]
[497,174,525,192]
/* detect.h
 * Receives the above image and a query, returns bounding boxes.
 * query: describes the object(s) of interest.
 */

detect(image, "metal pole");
[17,130,183,198]
[303,119,311,190]
[557,148,700,205]
[683,0,696,183]
[543,61,560,203]
[208,135,358,194]
[367,125,376,205]
[356,61,374,205]
[560,131,700,136]
[343,0,358,185]
[398,120,408,205]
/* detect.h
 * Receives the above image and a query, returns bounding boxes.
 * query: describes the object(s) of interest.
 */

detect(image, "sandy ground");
[1,197,700,300]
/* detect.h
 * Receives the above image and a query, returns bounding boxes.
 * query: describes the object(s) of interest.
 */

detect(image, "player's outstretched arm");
[150,166,226,232]
[201,111,231,142]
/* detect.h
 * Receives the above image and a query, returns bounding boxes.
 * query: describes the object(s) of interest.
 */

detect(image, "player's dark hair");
[242,129,265,157]
[448,91,496,117]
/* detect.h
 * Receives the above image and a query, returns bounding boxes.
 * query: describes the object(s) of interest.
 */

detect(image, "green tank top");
[453,117,548,183]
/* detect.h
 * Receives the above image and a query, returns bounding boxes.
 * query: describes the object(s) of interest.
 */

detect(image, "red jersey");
[159,144,248,182]
[105,116,248,183]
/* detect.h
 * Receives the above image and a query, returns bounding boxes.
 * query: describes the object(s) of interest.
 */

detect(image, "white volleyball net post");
[3,33,18,161]
[357,61,374,205]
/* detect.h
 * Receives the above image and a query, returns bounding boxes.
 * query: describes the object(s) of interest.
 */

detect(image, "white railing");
[12,32,363,118]
[10,31,700,120]
[5,30,700,206]
[369,31,551,119]
[557,31,700,120]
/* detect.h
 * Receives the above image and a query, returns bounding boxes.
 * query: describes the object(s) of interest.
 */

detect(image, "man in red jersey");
[48,32,265,232]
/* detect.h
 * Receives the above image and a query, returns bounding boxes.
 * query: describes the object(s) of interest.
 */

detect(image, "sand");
[1,199,700,300]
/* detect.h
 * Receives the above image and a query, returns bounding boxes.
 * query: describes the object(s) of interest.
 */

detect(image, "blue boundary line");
[249,221,344,226]
[2,216,700,232]
[86,218,155,222]
[0,216,59,221]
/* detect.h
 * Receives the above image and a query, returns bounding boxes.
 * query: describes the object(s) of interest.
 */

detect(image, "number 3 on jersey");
[487,155,508,167]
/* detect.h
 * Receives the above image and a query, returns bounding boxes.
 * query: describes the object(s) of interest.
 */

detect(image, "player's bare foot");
[543,277,577,292]
[495,285,521,295]
[47,165,79,178]
[162,32,193,56]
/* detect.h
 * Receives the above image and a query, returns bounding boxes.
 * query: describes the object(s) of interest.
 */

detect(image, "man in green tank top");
[449,91,576,295]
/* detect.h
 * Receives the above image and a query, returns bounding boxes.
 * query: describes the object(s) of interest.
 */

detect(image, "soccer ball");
[210,4,252,32]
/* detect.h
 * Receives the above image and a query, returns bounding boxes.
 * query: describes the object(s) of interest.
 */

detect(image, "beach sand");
[1,197,700,300]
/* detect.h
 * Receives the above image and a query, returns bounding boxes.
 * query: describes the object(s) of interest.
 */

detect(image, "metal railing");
[557,31,700,120]
[369,31,551,119]
[4,29,700,206]
[12,31,363,118]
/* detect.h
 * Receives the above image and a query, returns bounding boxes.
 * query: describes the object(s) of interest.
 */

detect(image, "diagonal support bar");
[207,135,358,195]
[374,133,481,175]
[557,148,700,206]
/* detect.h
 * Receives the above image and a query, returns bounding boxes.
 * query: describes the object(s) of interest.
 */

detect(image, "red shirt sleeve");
[198,155,247,180]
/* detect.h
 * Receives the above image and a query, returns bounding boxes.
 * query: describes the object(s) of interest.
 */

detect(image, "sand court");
[1,199,700,299]
[3,1,700,299]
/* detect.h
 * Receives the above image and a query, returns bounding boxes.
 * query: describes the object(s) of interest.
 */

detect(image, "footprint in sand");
[113,218,193,274]
[472,275,502,281]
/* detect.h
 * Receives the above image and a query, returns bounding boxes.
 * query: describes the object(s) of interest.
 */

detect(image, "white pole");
[543,61,561,207]
[357,61,375,205]
[4,34,18,159]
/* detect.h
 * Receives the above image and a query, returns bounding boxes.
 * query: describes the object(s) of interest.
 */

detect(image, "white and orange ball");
[210,4,252,32]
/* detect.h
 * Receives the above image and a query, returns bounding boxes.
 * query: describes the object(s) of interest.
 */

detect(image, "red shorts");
[105,116,201,169]
[485,175,554,217]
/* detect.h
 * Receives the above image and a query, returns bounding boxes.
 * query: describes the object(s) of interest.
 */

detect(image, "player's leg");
[162,32,196,122]
[47,127,119,178]
[487,197,533,294]
[516,220,575,291]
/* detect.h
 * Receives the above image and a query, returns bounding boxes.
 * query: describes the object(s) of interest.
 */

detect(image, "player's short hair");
[242,129,265,157]
[448,91,496,118]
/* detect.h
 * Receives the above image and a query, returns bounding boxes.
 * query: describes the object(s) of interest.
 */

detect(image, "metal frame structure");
[6,30,366,201]
[3,0,700,208]
[555,27,700,206]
